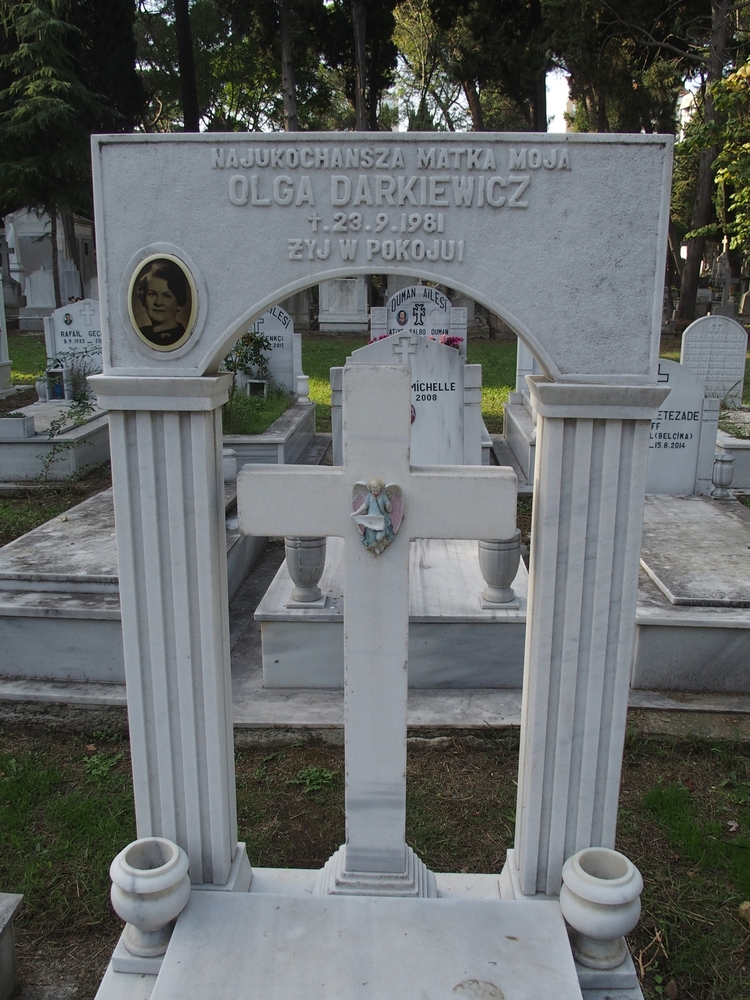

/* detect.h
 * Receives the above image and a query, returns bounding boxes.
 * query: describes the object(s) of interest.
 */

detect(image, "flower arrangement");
[428,334,463,349]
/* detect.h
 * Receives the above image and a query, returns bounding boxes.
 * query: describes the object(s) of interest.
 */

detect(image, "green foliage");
[223,331,273,384]
[0,0,139,217]
[713,62,750,256]
[221,387,291,435]
[0,492,78,545]
[322,0,399,131]
[136,0,353,132]
[287,765,337,794]
[0,743,135,930]
[8,334,46,385]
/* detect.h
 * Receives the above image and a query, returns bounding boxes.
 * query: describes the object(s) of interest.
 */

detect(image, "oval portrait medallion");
[127,254,198,352]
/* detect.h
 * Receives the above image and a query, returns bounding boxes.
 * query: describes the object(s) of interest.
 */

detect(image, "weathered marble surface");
[147,891,582,1000]
[640,495,750,606]
[256,537,527,688]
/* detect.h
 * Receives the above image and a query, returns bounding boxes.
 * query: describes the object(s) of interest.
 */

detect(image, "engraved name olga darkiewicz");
[127,254,198,352]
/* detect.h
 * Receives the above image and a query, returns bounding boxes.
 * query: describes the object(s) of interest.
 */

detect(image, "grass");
[302,334,368,432]
[4,723,750,999]
[0,468,113,547]
[8,333,46,384]
[302,334,517,434]
[222,387,292,435]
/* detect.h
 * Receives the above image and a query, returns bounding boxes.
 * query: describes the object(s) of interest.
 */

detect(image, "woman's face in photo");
[144,276,179,330]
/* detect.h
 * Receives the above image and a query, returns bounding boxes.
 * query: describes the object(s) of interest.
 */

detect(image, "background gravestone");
[43,299,102,370]
[370,284,467,355]
[318,277,369,333]
[248,304,301,394]
[646,359,718,496]
[331,334,482,466]
[680,314,748,408]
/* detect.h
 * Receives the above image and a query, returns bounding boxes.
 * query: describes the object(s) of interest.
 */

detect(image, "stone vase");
[285,536,326,602]
[110,837,191,958]
[559,847,643,970]
[711,453,735,499]
[296,375,310,401]
[478,529,521,605]
[223,447,237,484]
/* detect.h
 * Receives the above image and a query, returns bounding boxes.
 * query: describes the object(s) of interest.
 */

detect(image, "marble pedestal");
[96,873,593,1000]
[256,537,528,689]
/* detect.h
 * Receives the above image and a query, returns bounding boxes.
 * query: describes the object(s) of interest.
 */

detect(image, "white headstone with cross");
[331,333,482,466]
[43,299,103,370]
[238,363,516,891]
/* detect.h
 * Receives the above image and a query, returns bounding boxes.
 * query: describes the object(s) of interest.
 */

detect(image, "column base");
[192,843,252,893]
[313,845,437,898]
[499,850,553,900]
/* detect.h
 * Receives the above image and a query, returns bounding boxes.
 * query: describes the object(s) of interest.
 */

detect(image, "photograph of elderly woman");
[130,258,194,349]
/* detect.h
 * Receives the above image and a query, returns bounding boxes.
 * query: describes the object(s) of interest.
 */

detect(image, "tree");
[393,0,470,131]
[0,1,110,304]
[428,0,551,131]
[707,57,750,256]
[174,0,200,130]
[323,0,399,130]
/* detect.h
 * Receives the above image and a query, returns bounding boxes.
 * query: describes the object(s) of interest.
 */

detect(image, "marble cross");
[392,333,419,362]
[238,364,516,893]
[79,301,97,327]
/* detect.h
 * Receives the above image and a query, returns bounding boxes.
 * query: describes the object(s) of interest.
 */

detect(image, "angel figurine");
[351,478,404,556]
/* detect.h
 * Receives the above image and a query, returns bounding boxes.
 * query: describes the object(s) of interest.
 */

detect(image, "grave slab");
[256,537,527,688]
[640,495,750,607]
[149,891,583,1000]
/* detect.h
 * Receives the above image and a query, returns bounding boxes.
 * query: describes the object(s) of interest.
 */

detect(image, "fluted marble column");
[90,374,251,891]
[501,377,669,899]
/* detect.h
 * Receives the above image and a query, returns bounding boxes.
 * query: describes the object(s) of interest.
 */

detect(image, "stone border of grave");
[223,398,316,469]
[0,893,22,1000]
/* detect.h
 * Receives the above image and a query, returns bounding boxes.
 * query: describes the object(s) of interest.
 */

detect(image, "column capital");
[89,373,232,412]
[526,376,669,420]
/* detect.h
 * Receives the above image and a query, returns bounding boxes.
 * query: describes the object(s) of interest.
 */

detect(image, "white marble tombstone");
[370,284,468,356]
[43,299,102,369]
[88,135,673,981]
[331,333,482,466]
[248,304,301,394]
[318,277,369,333]
[680,314,748,408]
[646,359,719,496]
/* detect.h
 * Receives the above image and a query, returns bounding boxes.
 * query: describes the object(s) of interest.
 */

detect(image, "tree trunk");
[677,0,730,326]
[279,0,299,131]
[174,0,200,132]
[352,0,367,131]
[50,211,62,309]
[61,210,83,298]
[668,217,684,283]
[596,86,607,132]
[531,70,547,131]
[463,79,484,131]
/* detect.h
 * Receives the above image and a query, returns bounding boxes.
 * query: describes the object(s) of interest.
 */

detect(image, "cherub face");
[368,479,383,497]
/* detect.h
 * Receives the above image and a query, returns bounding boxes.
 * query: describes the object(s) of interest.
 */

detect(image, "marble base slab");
[640,496,750,606]
[256,538,528,689]
[148,891,583,1000]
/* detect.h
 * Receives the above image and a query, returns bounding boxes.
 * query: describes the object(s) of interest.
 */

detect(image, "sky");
[546,69,570,133]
